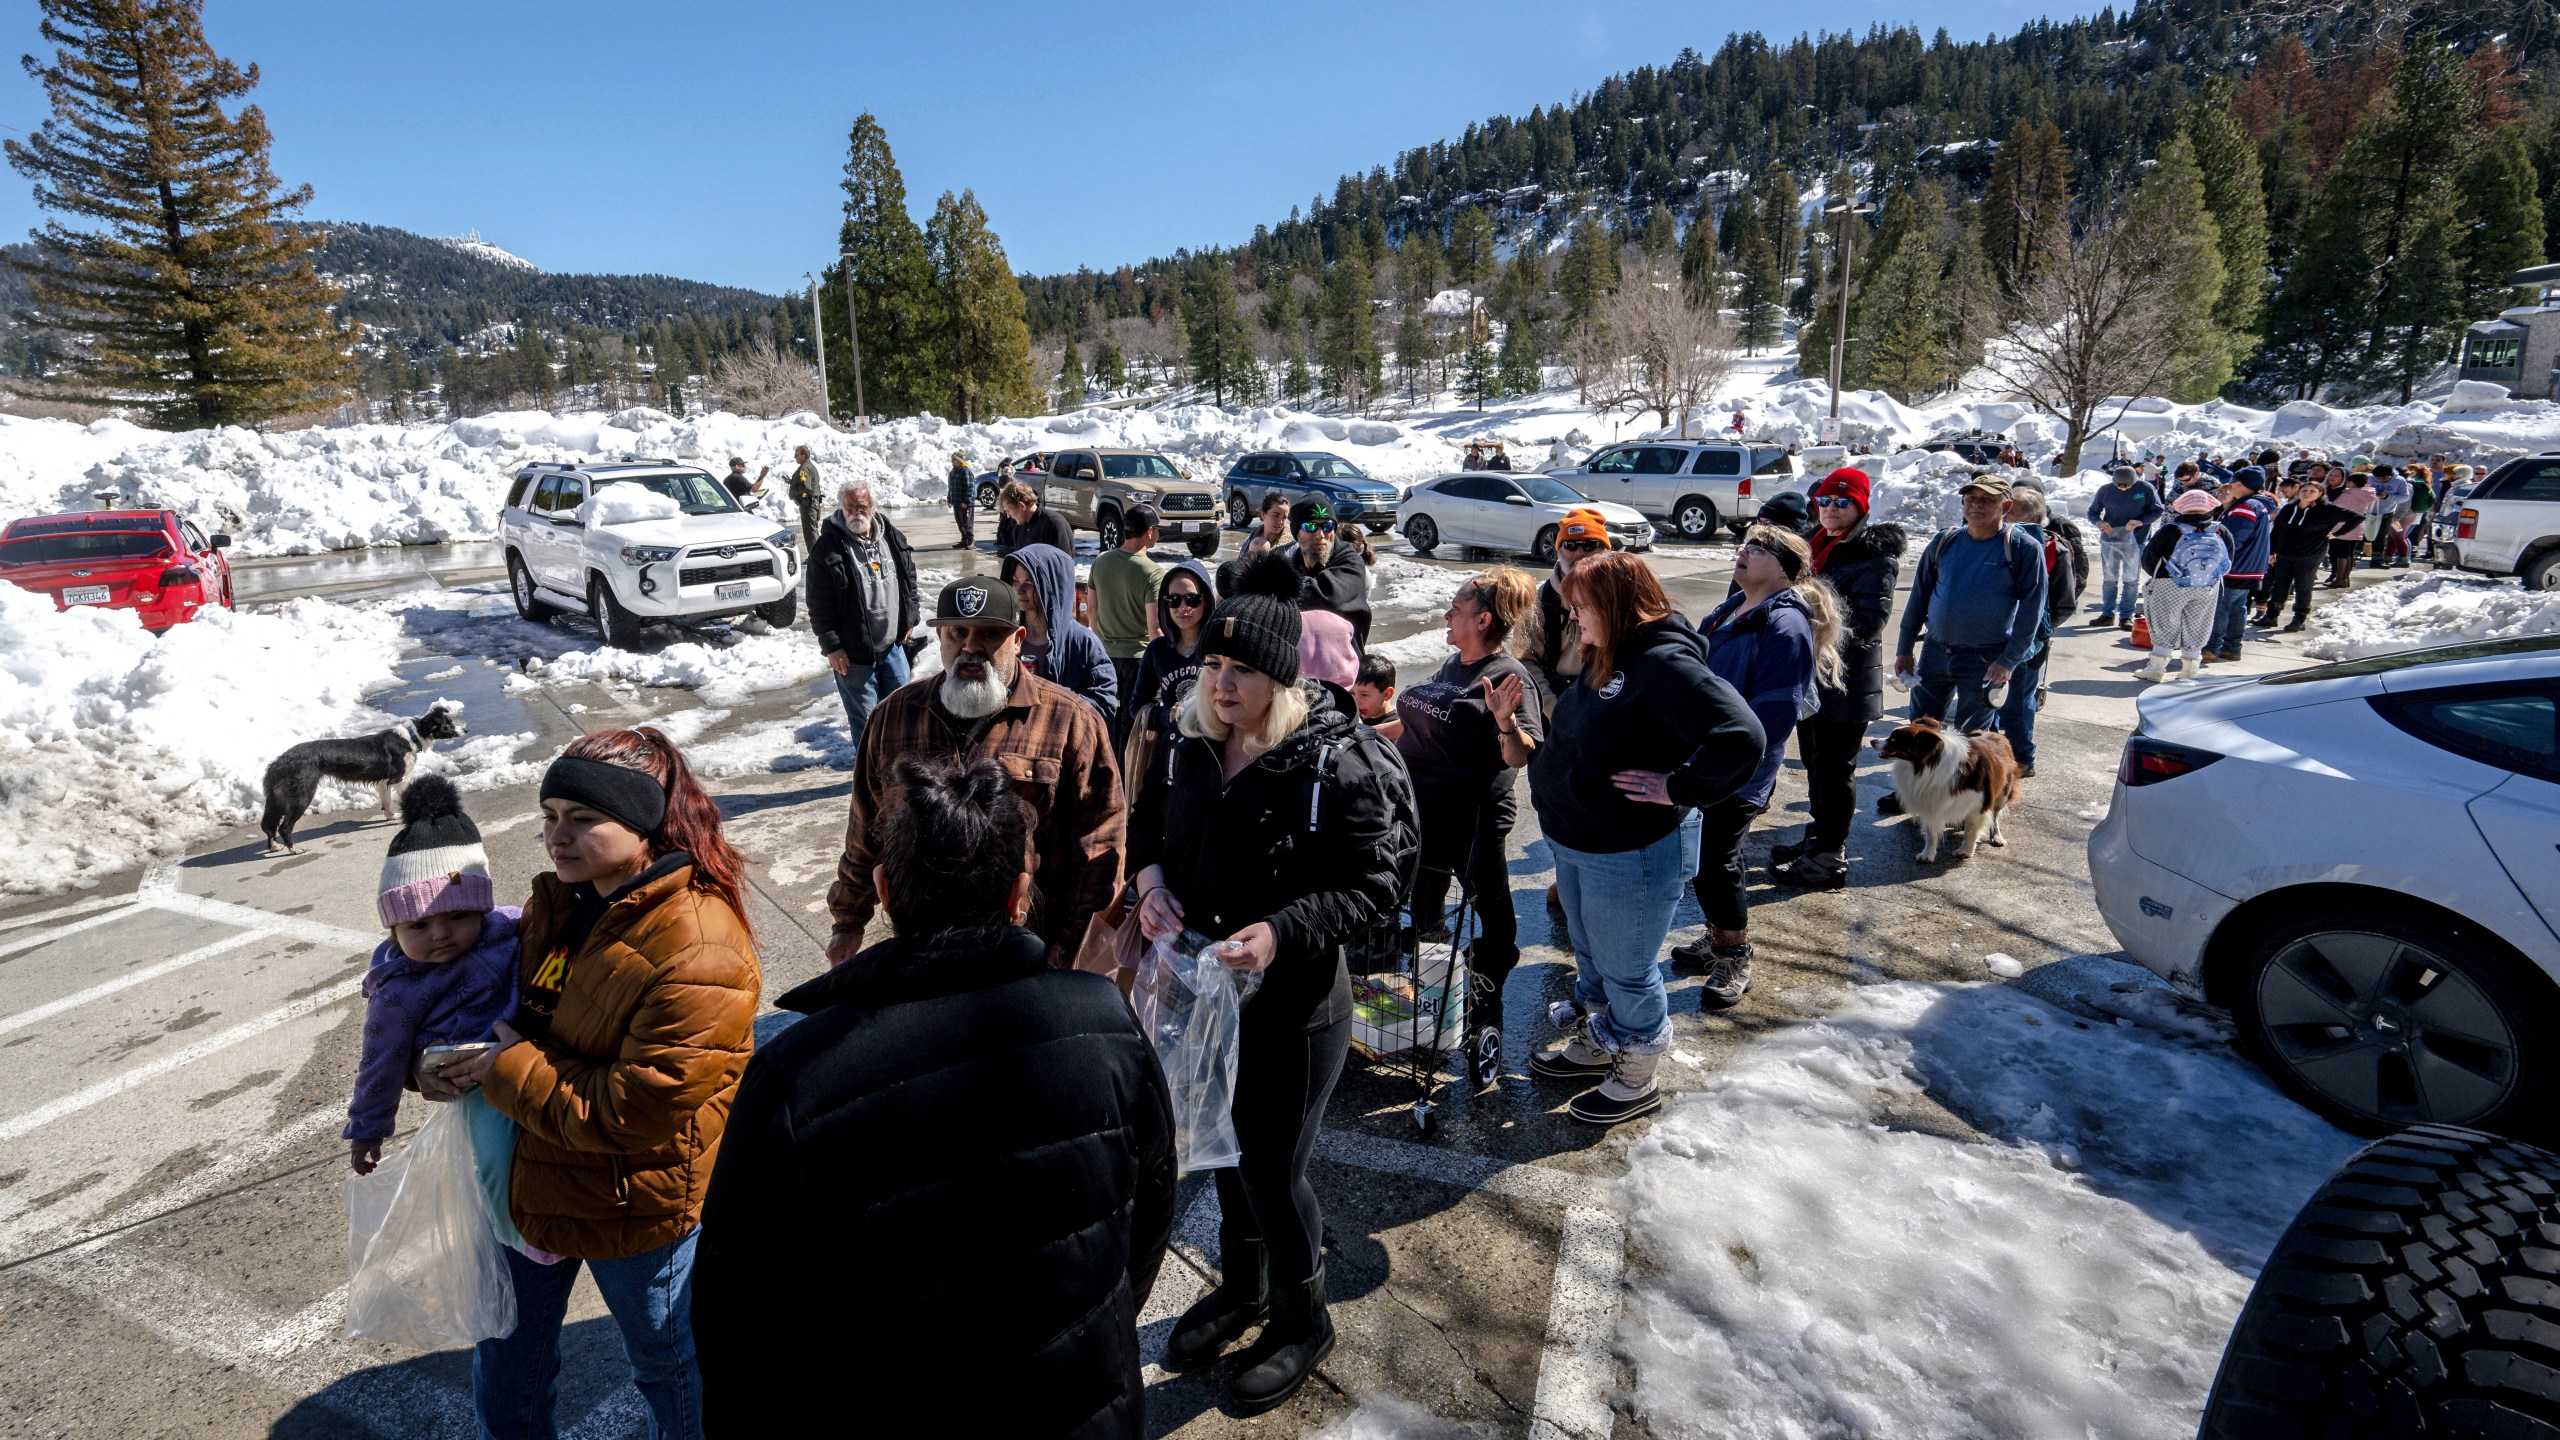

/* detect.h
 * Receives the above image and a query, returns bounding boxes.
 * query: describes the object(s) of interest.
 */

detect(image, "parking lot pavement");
[0,506,2364,1437]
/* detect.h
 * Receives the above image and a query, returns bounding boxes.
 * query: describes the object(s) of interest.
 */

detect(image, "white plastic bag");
[343,1101,517,1350]
[1131,931,1261,1173]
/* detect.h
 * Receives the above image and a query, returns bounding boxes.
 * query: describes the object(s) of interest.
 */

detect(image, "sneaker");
[2094,612,2115,627]
[2137,661,2170,682]
[1667,936,1715,969]
[2017,760,2036,778]
[1698,944,1753,1010]
[1769,853,1847,889]
[1531,1028,1615,1081]
[1876,791,1904,817]
[2281,620,2307,633]
[1567,1051,1662,1125]
[2116,616,2135,631]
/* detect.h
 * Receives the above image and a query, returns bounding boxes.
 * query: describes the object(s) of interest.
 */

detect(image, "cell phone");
[420,1041,497,1074]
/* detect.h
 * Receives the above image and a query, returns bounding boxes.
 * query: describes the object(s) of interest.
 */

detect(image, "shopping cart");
[1347,853,1502,1136]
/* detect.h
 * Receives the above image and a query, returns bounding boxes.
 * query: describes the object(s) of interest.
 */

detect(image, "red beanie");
[1811,466,1871,515]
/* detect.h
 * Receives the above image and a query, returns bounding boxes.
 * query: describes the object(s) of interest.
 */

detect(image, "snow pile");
[505,628,827,704]
[581,485,681,525]
[2299,572,2560,660]
[0,584,407,892]
[1619,978,2356,1438]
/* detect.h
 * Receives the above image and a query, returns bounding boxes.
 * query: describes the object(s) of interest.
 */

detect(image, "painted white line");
[1315,1127,1611,1211]
[0,975,363,1142]
[0,1106,347,1261]
[1529,1204,1629,1440]
[0,902,146,961]
[0,929,268,1036]
[251,1284,347,1360]
[136,867,378,953]
[0,892,134,934]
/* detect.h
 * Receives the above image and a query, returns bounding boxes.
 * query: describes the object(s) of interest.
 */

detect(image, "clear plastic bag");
[343,1101,517,1350]
[1131,930,1262,1173]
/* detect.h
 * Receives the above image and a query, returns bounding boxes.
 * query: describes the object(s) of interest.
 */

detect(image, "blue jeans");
[2097,533,2142,616]
[831,644,910,755]
[1990,656,2042,767]
[1912,642,2004,732]
[1550,810,1701,1056]
[2207,586,2251,655]
[473,1231,702,1440]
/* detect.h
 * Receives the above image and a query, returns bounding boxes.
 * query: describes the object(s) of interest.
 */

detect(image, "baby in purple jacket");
[345,776,520,1175]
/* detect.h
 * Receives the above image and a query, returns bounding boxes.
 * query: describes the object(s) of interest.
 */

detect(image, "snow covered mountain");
[431,230,537,272]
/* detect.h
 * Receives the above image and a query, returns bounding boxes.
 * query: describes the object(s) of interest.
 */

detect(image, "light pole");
[804,272,830,426]
[1820,198,1875,423]
[838,251,866,427]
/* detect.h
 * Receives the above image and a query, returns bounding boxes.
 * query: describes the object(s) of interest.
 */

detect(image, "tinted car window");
[2378,682,2560,781]
[1691,449,1742,476]
[1058,453,1094,478]
[1245,455,1278,477]
[1751,446,1795,477]
[2476,458,2560,502]
[1586,448,1637,474]
[1518,475,1595,505]
[1632,447,1686,475]
[1439,476,1503,501]
[507,472,538,508]
[1101,454,1181,480]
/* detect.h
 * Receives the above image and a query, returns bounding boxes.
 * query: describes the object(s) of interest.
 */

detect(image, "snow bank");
[1620,978,2356,1438]
[581,485,680,525]
[506,629,828,705]
[2300,572,2560,660]
[0,583,408,892]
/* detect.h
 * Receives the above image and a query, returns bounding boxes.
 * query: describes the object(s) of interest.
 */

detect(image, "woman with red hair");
[429,726,759,1440]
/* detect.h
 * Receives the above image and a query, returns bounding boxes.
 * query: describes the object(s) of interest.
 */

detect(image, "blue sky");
[0,0,2096,294]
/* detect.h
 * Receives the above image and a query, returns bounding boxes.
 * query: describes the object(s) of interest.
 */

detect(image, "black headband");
[540,755,667,837]
[1749,533,1805,581]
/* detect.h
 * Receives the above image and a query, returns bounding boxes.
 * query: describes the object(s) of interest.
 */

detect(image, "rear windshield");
[2260,633,2560,683]
[1101,454,1181,481]
[0,529,170,564]
[595,471,736,515]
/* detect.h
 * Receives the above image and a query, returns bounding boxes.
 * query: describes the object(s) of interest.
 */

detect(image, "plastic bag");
[343,1101,517,1350]
[1131,931,1262,1174]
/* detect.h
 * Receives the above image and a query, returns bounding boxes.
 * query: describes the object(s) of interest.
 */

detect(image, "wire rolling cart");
[1347,848,1502,1136]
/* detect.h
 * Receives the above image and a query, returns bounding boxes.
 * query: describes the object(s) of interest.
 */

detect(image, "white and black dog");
[1875,716,2021,864]
[259,700,467,855]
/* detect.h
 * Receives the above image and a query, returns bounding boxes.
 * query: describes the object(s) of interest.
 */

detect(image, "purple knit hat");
[377,776,495,926]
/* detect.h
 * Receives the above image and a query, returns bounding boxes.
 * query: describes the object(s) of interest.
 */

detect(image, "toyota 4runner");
[499,461,801,647]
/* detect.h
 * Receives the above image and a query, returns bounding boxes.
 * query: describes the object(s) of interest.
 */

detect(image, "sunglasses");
[1559,538,1606,553]
[1298,520,1334,533]
[1165,593,1206,609]
[1811,495,1859,509]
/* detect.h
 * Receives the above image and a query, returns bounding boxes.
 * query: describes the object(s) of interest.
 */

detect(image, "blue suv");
[1223,451,1403,534]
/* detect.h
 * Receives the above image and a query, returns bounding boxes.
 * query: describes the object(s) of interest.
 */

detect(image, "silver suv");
[1548,440,1800,540]
[499,461,800,647]
[2436,453,2560,590]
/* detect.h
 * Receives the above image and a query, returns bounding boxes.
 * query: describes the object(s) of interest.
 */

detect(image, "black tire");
[1096,509,1125,551]
[588,574,644,649]
[1187,535,1220,560]
[1672,496,1718,540]
[1530,524,1559,563]
[1404,514,1439,556]
[976,479,998,509]
[2228,898,2555,1138]
[2524,547,2560,592]
[754,590,797,627]
[1228,492,1253,528]
[1471,1027,1503,1090]
[508,553,559,622]
[2201,1124,2560,1437]
[1726,519,1752,539]
[1366,522,1394,536]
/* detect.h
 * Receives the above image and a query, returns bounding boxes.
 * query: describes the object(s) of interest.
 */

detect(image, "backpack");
[1310,727,1424,906]
[2042,519,2089,622]
[2168,523,2233,588]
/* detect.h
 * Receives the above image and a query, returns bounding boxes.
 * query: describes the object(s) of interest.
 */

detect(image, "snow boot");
[2137,658,2170,683]
[1568,1050,1662,1126]
[1531,1013,1614,1081]
[1225,1268,1336,1415]
[1698,942,1754,1010]
[1164,1226,1269,1372]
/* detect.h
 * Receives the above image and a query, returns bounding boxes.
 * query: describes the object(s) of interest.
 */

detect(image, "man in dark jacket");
[1772,469,1902,887]
[1003,541,1119,725]
[699,754,1175,1440]
[1274,497,1372,652]
[2084,465,2164,628]
[805,479,919,755]
[999,480,1074,557]
[945,452,975,549]
[2208,468,2276,661]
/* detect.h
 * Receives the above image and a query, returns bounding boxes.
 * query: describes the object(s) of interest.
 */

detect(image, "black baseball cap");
[931,578,1020,631]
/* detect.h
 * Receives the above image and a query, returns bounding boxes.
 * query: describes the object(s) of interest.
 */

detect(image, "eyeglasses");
[1737,541,1774,560]
[1811,495,1859,509]
[1298,520,1334,533]
[1559,538,1606,553]
[1165,593,1206,609]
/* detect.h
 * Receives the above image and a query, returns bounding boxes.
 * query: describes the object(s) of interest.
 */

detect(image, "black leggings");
[1409,787,1519,987]
[1795,717,1867,855]
[1217,1013,1351,1286]
[1690,795,1761,934]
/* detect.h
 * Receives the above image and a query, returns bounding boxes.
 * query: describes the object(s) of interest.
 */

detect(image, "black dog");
[259,700,467,854]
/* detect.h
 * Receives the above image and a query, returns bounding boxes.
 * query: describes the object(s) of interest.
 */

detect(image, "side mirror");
[1503,494,1533,506]
[1077,467,1099,481]
[209,533,231,549]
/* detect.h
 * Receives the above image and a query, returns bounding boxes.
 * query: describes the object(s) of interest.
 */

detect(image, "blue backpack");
[2168,523,2233,588]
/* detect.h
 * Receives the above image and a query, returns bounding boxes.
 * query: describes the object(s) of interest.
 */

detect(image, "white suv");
[1546,440,1800,541]
[499,462,800,647]
[2437,452,2560,589]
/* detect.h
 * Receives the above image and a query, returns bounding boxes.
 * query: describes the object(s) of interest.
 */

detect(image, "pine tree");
[1499,317,1541,394]
[1259,269,1298,337]
[926,188,1039,422]
[1319,250,1382,409]
[1759,172,1801,280]
[1400,225,1445,302]
[1857,231,1946,402]
[1640,202,1677,256]
[1937,213,1999,385]
[1981,118,2073,301]
[1283,350,1316,407]
[1459,325,1499,410]
[2186,83,2271,340]
[1557,213,1620,332]
[828,114,936,419]
[1054,342,1085,411]
[1394,303,1434,401]
[1183,258,1256,406]
[2379,209,2463,399]
[1680,207,1723,309]
[1446,206,1496,290]
[2122,131,2231,400]
[1359,213,1389,273]
[1092,331,1126,392]
[1738,234,1783,354]
[2455,125,2546,319]
[4,0,355,427]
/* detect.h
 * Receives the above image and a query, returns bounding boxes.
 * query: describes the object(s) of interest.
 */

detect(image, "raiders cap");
[931,578,1020,630]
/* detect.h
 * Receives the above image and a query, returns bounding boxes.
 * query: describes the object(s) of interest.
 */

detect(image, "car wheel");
[754,590,797,627]
[2229,899,2554,1138]
[589,574,644,649]
[1228,492,1252,528]
[508,553,559,622]
[1367,523,1393,536]
[1673,496,1717,540]
[1404,515,1439,555]
[1530,524,1559,563]
[1096,509,1125,550]
[2200,1125,2560,1437]
[1187,535,1220,560]
[977,479,998,509]
[1726,519,1752,539]
[2524,547,2560,591]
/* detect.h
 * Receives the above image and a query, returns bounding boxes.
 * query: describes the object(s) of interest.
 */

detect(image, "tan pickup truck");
[1038,447,1224,558]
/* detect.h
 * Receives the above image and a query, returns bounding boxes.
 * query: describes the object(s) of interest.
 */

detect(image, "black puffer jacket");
[693,925,1175,1440]
[1274,538,1373,652]
[804,512,918,664]
[1810,521,1905,724]
[1128,682,1409,1035]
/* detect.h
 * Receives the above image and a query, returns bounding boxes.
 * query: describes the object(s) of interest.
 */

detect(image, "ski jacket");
[1699,588,1821,810]
[1273,537,1373,652]
[1809,520,1904,725]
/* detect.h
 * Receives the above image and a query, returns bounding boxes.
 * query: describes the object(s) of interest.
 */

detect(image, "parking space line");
[0,903,147,961]
[0,893,134,934]
[0,975,363,1142]
[0,1107,347,1261]
[138,865,379,952]
[1530,1205,1629,1440]
[0,929,268,1036]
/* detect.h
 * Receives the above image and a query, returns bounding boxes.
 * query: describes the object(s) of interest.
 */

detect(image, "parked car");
[1921,429,2011,465]
[1399,472,1653,560]
[498,461,800,648]
[2088,634,2560,1138]
[1036,446,1222,557]
[2433,451,2560,588]
[0,507,232,631]
[1545,440,1799,541]
[1221,451,1403,534]
[973,452,1054,509]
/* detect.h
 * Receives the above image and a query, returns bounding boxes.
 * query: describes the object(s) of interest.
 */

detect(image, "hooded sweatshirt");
[1274,535,1373,652]
[1003,544,1119,726]
[345,907,522,1143]
[1528,617,1765,855]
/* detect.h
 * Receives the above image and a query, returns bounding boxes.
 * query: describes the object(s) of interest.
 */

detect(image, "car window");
[1632,447,1686,475]
[0,527,170,564]
[1517,474,1594,506]
[531,476,564,513]
[181,522,209,551]
[1482,479,1525,502]
[539,476,586,515]
[1585,448,1636,474]
[1751,446,1795,477]
[1303,457,1364,480]
[1244,455,1276,477]
[1439,476,1501,501]
[2488,460,2560,503]
[1021,454,1047,474]
[506,472,538,509]
[2378,682,2560,781]
[2265,634,2560,682]
[595,471,736,516]
[1101,454,1180,480]
[1690,449,1742,476]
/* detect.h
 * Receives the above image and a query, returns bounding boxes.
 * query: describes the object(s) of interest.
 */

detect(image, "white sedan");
[1399,472,1653,561]
[2088,634,2560,1138]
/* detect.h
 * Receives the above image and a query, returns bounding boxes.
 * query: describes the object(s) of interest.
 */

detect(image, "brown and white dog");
[1875,717,2021,863]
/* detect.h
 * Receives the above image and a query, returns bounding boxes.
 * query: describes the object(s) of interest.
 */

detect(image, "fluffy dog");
[1876,717,2020,863]
[259,700,466,855]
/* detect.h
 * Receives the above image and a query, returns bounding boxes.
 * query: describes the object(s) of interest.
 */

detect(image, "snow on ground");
[2300,571,2560,660]
[1618,966,2357,1439]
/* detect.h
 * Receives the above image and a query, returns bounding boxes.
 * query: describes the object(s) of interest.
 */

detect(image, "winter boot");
[1164,1227,1269,1372]
[1531,1010,1614,1081]
[1225,1268,1336,1415]
[2137,656,2170,682]
[1698,941,1754,1010]
[1568,1049,1662,1125]
[1770,850,1847,889]
[1769,834,1814,867]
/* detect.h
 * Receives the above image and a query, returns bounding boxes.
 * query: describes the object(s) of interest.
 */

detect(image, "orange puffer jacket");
[485,862,759,1260]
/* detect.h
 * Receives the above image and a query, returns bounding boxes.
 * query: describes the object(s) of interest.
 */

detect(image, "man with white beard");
[826,578,1123,965]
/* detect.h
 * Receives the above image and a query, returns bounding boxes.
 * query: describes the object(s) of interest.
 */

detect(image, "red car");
[0,507,234,631]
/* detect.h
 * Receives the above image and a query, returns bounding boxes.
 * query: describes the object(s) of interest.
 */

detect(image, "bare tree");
[707,336,824,418]
[1607,264,1739,433]
[1981,204,2181,471]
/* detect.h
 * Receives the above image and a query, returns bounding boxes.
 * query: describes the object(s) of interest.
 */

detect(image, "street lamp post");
[804,272,830,426]
[838,251,867,427]
[1821,199,1876,423]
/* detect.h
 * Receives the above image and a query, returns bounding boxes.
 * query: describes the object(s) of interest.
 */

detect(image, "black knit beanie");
[1200,554,1303,684]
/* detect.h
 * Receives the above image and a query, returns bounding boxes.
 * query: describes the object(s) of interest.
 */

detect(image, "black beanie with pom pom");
[1200,554,1304,684]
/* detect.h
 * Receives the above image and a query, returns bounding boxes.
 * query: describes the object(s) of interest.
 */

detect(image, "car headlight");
[769,530,796,550]
[620,545,679,564]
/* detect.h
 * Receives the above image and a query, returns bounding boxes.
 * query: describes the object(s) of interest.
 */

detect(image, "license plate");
[716,582,749,600]
[62,585,109,605]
